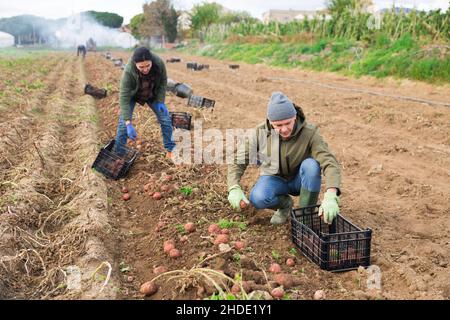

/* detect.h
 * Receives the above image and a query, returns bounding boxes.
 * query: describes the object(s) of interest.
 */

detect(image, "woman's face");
[135,60,152,75]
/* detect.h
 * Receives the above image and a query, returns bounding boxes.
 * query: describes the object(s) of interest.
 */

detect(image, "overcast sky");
[1,0,448,24]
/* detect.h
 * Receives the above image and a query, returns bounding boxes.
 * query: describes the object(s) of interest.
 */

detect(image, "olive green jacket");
[227,106,341,193]
[119,53,167,121]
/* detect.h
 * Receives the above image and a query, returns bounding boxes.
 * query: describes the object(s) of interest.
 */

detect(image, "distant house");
[0,31,14,47]
[262,9,331,24]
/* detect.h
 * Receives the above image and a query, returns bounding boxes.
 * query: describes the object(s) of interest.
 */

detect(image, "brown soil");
[1,49,449,300]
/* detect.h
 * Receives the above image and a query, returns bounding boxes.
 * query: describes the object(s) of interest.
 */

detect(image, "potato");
[208,224,221,235]
[286,258,295,267]
[143,184,150,192]
[153,192,162,200]
[122,193,130,201]
[121,186,129,193]
[184,222,196,233]
[140,281,158,296]
[163,240,175,253]
[127,276,134,283]
[313,290,326,300]
[234,241,245,251]
[153,266,167,275]
[164,175,173,182]
[214,234,229,245]
[240,200,247,209]
[268,263,282,274]
[231,281,250,294]
[271,287,284,299]
[231,283,241,294]
[220,228,230,235]
[274,274,294,289]
[169,248,181,258]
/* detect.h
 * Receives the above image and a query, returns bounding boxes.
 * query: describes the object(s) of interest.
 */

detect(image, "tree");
[163,6,179,42]
[326,0,373,15]
[141,0,179,42]
[130,14,144,39]
[218,11,257,25]
[83,11,123,28]
[190,2,221,39]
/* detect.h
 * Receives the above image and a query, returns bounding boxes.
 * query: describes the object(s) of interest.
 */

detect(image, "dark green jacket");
[227,106,341,192]
[119,53,167,121]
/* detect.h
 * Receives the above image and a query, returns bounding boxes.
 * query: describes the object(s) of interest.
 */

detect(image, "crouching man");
[227,92,342,225]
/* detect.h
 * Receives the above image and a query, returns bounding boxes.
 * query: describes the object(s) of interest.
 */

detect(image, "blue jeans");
[249,158,321,209]
[115,99,176,156]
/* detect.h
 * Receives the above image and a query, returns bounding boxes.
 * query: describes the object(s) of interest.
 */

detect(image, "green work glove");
[318,190,340,224]
[228,185,249,211]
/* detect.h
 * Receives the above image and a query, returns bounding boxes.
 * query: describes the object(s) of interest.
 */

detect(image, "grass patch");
[179,32,449,84]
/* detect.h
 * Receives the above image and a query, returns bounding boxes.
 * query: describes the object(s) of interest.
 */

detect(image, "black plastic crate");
[291,205,372,272]
[84,84,107,99]
[187,95,215,109]
[187,62,209,71]
[91,139,139,180]
[187,62,197,70]
[166,57,181,63]
[170,112,192,130]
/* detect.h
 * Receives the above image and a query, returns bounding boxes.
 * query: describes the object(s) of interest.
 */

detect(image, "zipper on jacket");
[286,155,291,174]
[278,136,283,176]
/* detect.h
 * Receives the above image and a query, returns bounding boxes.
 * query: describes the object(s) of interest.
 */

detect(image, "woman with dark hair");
[115,47,175,158]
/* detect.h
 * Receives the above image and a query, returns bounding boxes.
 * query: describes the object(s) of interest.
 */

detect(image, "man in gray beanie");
[227,92,341,225]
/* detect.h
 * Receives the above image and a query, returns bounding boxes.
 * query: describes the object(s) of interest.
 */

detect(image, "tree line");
[0,11,124,45]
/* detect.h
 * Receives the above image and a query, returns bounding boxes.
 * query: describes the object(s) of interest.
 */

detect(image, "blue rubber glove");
[154,102,169,116]
[318,190,340,224]
[126,123,137,141]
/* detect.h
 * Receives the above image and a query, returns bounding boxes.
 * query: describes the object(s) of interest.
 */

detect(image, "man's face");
[270,116,296,139]
[136,60,152,75]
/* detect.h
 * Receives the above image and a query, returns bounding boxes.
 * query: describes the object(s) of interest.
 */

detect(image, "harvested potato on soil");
[153,192,162,200]
[268,263,282,273]
[274,273,294,289]
[214,234,229,245]
[208,224,221,234]
[234,241,245,251]
[314,290,326,300]
[169,248,181,258]
[163,240,175,253]
[184,222,196,233]
[271,287,285,299]
[286,258,295,267]
[140,281,158,296]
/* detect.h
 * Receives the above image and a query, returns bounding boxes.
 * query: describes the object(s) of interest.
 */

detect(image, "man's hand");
[228,185,249,211]
[318,189,340,224]
[154,102,169,116]
[126,123,137,141]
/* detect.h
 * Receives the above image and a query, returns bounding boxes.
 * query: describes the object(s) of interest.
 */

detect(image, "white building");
[0,31,14,47]
[263,9,331,24]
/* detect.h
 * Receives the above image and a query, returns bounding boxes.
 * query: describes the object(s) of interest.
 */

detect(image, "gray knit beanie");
[267,92,296,121]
